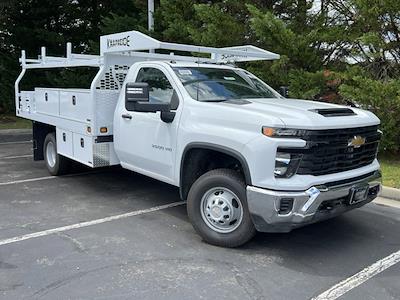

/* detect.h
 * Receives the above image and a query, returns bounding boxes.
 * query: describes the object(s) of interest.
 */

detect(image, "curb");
[381,186,400,201]
[0,128,32,135]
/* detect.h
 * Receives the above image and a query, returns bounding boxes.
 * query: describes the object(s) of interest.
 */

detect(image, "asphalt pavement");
[0,132,399,300]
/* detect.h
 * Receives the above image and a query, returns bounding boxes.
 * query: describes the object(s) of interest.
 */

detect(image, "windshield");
[173,67,278,102]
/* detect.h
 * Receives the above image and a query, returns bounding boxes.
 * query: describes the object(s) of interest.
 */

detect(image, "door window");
[135,67,174,104]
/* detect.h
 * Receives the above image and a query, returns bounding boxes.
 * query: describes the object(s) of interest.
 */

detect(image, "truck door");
[114,65,181,185]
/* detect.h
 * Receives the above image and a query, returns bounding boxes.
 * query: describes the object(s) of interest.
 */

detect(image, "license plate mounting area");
[348,184,369,205]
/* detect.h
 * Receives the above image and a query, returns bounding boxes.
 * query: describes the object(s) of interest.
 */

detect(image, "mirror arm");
[160,111,176,123]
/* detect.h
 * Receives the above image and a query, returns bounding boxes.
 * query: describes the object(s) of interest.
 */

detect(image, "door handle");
[121,113,132,120]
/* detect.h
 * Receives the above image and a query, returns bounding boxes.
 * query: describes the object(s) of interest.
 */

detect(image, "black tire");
[43,132,70,176]
[187,168,256,248]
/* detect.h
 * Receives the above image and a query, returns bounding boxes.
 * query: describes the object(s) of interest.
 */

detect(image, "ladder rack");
[18,30,280,70]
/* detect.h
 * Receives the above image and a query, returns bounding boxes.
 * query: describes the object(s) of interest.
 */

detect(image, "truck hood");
[219,98,380,130]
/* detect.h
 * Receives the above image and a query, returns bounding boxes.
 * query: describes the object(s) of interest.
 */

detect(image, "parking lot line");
[0,201,185,247]
[0,170,113,186]
[1,154,33,160]
[312,249,400,300]
[0,176,56,186]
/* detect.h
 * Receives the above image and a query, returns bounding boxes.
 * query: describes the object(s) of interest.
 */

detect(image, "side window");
[135,67,174,104]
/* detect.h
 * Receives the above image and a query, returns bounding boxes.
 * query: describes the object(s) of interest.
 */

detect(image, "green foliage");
[188,4,245,47]
[248,4,323,72]
[155,0,200,43]
[339,68,400,152]
[288,70,326,99]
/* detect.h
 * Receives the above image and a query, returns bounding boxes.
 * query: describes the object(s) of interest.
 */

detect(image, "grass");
[0,114,32,130]
[379,154,400,189]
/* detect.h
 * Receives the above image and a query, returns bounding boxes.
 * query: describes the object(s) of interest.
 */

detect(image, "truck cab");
[15,31,382,247]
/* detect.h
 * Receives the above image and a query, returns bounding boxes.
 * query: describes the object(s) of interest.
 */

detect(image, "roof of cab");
[164,61,238,69]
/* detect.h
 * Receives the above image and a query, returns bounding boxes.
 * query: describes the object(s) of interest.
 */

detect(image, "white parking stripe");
[0,176,56,186]
[312,249,400,300]
[0,140,32,145]
[0,170,111,186]
[0,201,185,246]
[1,154,33,160]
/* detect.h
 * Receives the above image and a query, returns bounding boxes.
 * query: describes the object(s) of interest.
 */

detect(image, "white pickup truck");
[15,31,382,247]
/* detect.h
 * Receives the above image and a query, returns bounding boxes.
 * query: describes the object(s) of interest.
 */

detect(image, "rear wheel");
[187,168,256,247]
[44,132,70,175]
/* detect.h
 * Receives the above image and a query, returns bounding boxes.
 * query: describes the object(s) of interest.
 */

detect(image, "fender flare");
[179,142,252,199]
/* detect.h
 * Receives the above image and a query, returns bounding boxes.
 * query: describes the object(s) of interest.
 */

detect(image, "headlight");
[262,127,307,138]
[274,152,302,178]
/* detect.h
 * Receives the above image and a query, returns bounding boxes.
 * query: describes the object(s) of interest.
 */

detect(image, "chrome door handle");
[121,113,132,120]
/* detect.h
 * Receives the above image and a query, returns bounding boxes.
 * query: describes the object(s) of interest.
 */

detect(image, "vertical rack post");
[66,42,72,61]
[40,46,46,64]
[148,0,154,31]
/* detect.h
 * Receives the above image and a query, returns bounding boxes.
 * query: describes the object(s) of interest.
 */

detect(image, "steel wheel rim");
[200,187,243,233]
[46,141,56,168]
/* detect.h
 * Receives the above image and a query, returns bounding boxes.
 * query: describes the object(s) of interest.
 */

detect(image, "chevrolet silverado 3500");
[15,31,382,247]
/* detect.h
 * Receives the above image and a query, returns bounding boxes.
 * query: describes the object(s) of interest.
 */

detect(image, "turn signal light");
[100,127,108,133]
[262,127,275,137]
[262,126,307,138]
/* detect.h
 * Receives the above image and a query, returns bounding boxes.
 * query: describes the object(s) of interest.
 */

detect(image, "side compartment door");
[115,65,182,184]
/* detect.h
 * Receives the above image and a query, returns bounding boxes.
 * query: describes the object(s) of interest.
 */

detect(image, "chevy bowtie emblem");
[348,135,366,148]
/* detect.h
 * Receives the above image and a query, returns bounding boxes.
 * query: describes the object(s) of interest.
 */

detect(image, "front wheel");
[44,132,70,176]
[187,169,256,247]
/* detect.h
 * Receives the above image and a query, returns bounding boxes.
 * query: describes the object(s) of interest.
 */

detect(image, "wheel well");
[180,145,251,200]
[32,121,55,161]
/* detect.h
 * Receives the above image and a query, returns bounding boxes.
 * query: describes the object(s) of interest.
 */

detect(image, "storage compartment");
[56,128,73,158]
[35,88,59,116]
[73,133,93,166]
[59,90,91,122]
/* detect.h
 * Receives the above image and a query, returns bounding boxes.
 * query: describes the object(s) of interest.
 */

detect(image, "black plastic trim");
[95,135,114,143]
[310,108,356,117]
[179,142,252,199]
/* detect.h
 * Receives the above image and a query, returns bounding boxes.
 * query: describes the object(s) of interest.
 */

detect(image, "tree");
[0,0,142,113]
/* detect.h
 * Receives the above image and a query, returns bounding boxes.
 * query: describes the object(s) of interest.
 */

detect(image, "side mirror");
[125,82,149,111]
[160,90,179,123]
[125,82,169,113]
[279,86,289,98]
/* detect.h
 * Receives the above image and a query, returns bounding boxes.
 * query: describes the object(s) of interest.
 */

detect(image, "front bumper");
[247,170,381,232]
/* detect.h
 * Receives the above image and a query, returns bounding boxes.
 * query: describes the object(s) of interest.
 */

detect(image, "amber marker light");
[262,127,275,137]
[100,127,108,133]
